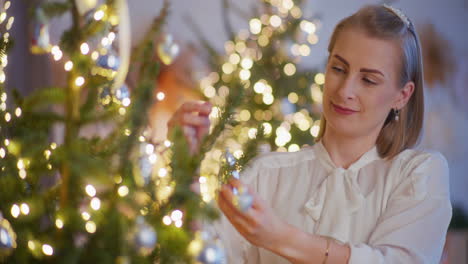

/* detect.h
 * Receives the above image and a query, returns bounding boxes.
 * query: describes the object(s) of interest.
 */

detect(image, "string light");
[156,92,165,101]
[158,168,167,178]
[239,69,251,80]
[162,215,172,225]
[55,218,64,229]
[14,107,21,117]
[145,143,154,154]
[85,221,97,233]
[117,185,129,197]
[85,184,97,197]
[20,203,30,215]
[75,76,85,87]
[44,149,51,160]
[149,153,157,164]
[283,63,296,76]
[28,240,36,250]
[307,34,319,45]
[240,57,253,70]
[262,93,274,105]
[229,53,240,65]
[288,144,300,152]
[10,204,20,218]
[42,244,53,256]
[94,10,104,20]
[64,61,73,71]
[310,124,320,137]
[310,84,323,104]
[314,73,325,85]
[51,46,63,61]
[81,212,91,221]
[249,18,262,34]
[269,15,282,27]
[4,112,10,122]
[80,43,90,55]
[90,197,101,210]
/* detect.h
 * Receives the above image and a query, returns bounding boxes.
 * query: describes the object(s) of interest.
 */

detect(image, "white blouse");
[213,141,452,264]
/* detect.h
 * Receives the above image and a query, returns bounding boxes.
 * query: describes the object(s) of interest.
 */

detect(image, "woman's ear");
[393,81,415,109]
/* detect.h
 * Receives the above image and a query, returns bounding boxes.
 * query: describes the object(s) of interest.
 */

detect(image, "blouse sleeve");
[210,159,261,264]
[348,152,452,264]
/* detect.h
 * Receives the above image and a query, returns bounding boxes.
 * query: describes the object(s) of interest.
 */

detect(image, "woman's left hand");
[217,178,287,252]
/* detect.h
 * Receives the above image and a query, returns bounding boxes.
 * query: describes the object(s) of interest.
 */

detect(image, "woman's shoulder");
[390,147,450,199]
[393,147,448,173]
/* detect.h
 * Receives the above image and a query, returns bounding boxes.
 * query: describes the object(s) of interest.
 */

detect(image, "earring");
[394,108,400,121]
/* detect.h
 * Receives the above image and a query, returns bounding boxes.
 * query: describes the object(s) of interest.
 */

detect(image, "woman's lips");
[331,103,359,115]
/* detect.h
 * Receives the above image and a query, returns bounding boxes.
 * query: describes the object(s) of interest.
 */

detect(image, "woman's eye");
[363,78,377,85]
[332,66,344,73]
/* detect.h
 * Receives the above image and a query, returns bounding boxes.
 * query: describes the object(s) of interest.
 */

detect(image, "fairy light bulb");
[75,76,85,87]
[10,204,20,218]
[20,203,30,215]
[42,244,53,256]
[64,61,73,71]
[85,221,96,233]
[81,212,91,221]
[80,43,90,55]
[94,10,104,20]
[15,107,21,117]
[156,92,165,101]
[162,216,172,225]
[90,197,101,210]
[85,184,96,197]
[55,218,64,229]
[117,185,129,197]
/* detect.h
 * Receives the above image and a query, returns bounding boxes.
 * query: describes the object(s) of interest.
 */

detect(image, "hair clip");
[383,4,411,27]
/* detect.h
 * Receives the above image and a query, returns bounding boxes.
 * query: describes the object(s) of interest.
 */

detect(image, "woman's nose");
[337,76,357,100]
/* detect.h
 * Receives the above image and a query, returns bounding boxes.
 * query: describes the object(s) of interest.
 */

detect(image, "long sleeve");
[348,152,452,264]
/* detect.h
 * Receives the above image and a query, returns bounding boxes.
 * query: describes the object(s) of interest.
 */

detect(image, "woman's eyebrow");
[334,54,385,77]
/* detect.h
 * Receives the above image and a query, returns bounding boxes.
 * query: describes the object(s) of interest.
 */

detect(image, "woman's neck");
[321,129,377,169]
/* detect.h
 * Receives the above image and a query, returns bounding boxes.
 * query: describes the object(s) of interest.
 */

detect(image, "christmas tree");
[0,0,262,263]
[192,0,325,184]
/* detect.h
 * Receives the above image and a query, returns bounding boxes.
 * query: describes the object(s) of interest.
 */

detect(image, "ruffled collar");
[314,141,381,172]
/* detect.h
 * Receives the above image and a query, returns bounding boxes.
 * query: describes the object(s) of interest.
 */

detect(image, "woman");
[168,5,451,263]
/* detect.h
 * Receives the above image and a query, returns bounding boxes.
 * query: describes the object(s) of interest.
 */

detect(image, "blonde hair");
[316,5,425,159]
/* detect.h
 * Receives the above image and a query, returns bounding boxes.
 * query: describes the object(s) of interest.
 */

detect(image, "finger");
[218,186,255,227]
[181,101,212,115]
[219,185,258,223]
[198,101,213,116]
[181,113,210,128]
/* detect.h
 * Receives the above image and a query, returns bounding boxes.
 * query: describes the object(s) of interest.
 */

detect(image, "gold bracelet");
[323,237,331,264]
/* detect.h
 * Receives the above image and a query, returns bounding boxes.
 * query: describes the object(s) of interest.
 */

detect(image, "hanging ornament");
[0,213,17,258]
[224,150,236,167]
[30,7,51,54]
[132,216,157,256]
[114,83,130,103]
[194,228,226,264]
[96,50,120,71]
[157,34,180,65]
[98,85,112,106]
[135,143,155,186]
[197,241,225,264]
[223,150,253,212]
[75,0,97,15]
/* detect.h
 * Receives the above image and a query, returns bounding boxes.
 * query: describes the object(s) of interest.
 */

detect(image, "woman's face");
[322,27,413,140]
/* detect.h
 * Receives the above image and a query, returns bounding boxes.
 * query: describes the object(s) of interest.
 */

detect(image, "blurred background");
[7,0,468,262]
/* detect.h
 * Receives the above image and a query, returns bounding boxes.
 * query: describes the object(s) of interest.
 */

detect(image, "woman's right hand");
[167,101,212,154]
